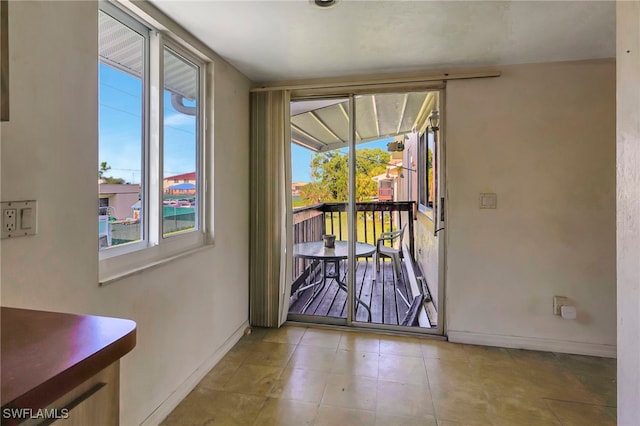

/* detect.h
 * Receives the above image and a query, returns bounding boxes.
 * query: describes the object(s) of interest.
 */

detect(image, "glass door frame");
[288,86,446,337]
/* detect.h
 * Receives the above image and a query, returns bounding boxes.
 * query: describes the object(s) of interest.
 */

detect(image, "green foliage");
[99,161,126,184]
[300,148,390,203]
[99,161,111,179]
[103,176,126,184]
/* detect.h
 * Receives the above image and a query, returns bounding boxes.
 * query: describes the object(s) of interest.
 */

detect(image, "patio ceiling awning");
[291,91,438,152]
[99,10,197,101]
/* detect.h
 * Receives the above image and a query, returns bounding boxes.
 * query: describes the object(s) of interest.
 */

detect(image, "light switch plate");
[480,193,497,209]
[1,200,37,239]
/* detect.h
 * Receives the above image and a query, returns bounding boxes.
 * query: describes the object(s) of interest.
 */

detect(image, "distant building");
[99,183,141,220]
[292,182,307,197]
[166,183,196,195]
[163,172,196,193]
[372,156,403,201]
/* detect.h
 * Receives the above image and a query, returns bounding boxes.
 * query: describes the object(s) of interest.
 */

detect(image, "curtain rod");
[250,70,501,93]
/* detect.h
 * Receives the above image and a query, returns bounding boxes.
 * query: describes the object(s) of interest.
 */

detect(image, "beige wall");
[616,2,640,423]
[0,2,251,424]
[445,59,616,356]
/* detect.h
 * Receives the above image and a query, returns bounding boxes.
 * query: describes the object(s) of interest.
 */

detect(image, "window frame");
[417,129,435,216]
[98,2,209,282]
[98,2,150,259]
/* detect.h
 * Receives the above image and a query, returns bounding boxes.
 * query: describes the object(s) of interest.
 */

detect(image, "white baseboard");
[141,320,250,426]
[447,330,617,358]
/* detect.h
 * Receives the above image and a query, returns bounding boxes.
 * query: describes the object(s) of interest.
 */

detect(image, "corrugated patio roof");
[291,91,438,152]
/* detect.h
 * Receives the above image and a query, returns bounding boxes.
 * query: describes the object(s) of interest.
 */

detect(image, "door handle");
[434,197,445,236]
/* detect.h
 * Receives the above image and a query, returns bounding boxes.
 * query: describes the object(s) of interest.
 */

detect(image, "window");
[98,7,146,249]
[418,130,436,213]
[99,197,109,212]
[98,3,206,274]
[162,47,200,237]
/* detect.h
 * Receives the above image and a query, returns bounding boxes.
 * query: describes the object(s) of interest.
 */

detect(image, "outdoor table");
[293,240,376,321]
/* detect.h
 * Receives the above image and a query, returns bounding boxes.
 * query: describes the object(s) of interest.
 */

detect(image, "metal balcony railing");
[292,201,415,286]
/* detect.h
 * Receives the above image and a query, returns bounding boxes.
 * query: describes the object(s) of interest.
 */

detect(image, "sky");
[99,63,196,184]
[100,62,393,185]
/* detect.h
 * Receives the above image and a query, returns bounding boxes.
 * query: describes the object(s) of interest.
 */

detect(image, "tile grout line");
[541,396,617,409]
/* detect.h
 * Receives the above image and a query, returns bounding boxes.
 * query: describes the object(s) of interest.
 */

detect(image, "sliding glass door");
[287,88,444,335]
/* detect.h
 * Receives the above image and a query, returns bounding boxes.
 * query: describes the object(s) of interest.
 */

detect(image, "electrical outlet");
[3,208,16,233]
[2,201,37,239]
[553,296,569,315]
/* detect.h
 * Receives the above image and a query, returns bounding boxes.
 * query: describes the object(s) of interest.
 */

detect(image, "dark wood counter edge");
[1,324,136,413]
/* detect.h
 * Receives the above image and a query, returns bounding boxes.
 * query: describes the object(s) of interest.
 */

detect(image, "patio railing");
[292,201,415,288]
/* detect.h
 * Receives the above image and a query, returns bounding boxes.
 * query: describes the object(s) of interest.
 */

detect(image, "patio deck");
[288,258,416,325]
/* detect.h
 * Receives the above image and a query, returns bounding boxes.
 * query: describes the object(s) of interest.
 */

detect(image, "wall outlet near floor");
[553,295,569,315]
[1,201,37,239]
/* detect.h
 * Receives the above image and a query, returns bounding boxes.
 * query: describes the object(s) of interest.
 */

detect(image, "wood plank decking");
[288,258,417,326]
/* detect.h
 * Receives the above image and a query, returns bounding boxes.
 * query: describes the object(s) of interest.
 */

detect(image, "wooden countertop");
[1,307,136,410]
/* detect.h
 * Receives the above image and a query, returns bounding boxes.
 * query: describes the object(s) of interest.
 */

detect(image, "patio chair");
[373,224,406,284]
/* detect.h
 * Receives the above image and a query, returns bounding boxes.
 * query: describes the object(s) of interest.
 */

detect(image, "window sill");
[99,243,214,286]
[418,205,434,221]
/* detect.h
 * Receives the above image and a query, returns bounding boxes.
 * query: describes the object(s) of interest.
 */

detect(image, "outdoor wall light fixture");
[428,110,440,131]
[384,166,406,179]
[387,141,405,152]
[314,0,337,8]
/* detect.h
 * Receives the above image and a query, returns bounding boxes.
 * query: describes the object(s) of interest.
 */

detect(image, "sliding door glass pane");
[162,47,199,237]
[98,10,145,250]
[288,97,350,320]
[354,91,434,326]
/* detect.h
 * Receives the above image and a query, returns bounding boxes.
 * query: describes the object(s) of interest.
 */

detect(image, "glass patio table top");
[293,240,376,260]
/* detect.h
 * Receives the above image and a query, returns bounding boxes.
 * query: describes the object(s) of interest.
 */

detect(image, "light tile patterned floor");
[161,325,616,426]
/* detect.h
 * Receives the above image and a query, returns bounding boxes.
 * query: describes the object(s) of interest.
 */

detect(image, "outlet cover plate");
[1,201,37,239]
[553,295,569,315]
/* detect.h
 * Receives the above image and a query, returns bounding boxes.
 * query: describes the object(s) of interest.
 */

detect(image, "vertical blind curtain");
[250,90,292,327]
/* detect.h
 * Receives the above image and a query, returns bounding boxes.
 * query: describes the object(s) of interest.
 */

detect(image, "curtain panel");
[249,90,292,327]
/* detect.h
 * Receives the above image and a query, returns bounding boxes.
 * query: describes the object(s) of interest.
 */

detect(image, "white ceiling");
[149,0,615,83]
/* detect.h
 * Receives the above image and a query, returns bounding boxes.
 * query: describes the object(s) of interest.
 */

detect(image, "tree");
[98,162,126,184]
[300,148,390,203]
[98,162,111,179]
[103,176,126,184]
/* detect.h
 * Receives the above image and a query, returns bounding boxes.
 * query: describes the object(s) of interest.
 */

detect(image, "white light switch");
[21,208,33,229]
[480,193,497,209]
[560,305,577,320]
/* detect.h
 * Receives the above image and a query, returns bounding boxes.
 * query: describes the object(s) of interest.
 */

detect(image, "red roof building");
[163,172,196,192]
